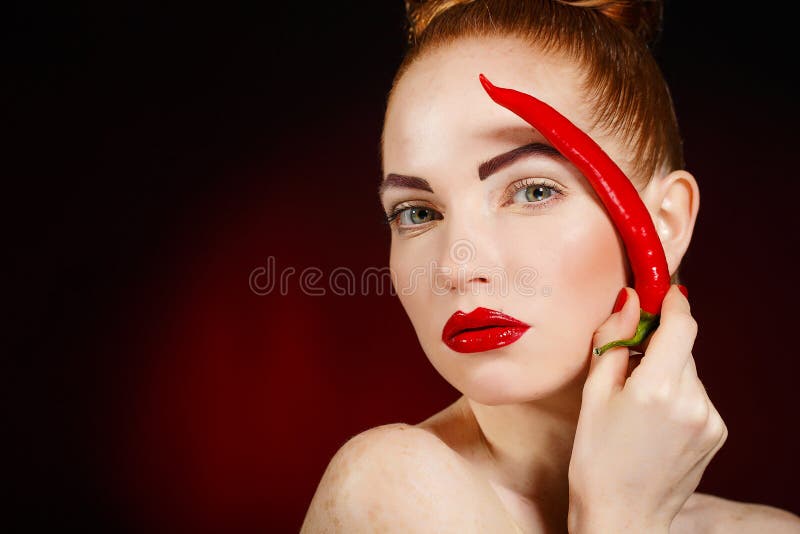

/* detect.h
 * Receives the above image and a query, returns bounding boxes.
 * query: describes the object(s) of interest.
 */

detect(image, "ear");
[640,169,700,278]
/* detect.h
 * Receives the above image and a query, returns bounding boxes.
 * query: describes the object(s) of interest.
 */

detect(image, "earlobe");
[642,169,700,276]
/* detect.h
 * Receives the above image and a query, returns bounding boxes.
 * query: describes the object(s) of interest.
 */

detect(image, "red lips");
[442,307,531,354]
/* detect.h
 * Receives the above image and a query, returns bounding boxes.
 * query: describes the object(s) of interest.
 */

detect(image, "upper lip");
[442,306,530,340]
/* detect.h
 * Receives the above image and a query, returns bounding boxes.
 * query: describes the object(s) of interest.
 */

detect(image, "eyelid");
[387,199,438,217]
[502,177,565,205]
[384,176,564,232]
[385,200,443,230]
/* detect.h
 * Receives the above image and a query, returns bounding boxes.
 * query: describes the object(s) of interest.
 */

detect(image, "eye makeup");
[502,177,566,211]
[383,175,566,234]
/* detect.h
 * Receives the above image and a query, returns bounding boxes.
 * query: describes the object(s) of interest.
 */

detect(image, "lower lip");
[444,325,530,354]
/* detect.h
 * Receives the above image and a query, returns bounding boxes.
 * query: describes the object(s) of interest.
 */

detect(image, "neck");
[457,365,588,527]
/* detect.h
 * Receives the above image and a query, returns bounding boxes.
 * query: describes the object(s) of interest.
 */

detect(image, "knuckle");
[682,315,699,336]
[630,380,673,406]
[720,421,729,443]
[686,316,699,334]
[671,400,709,430]
[592,324,609,343]
[711,415,728,443]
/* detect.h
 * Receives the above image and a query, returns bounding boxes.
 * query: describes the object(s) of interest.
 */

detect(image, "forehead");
[382,36,593,171]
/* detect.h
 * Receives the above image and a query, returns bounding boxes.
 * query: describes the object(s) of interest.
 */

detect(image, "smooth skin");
[301,35,800,533]
[569,284,725,532]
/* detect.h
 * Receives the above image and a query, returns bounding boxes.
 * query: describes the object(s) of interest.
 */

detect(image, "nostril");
[466,274,490,285]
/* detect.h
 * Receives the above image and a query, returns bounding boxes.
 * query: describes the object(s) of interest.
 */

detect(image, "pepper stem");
[592,309,660,356]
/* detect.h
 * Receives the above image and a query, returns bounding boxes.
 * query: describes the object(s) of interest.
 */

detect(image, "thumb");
[585,287,640,398]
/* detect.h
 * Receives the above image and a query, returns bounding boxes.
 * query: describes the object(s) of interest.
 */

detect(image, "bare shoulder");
[300,422,521,533]
[678,492,800,533]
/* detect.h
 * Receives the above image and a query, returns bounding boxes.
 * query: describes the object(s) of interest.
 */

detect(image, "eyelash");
[383,178,565,229]
[504,177,565,208]
[383,203,439,227]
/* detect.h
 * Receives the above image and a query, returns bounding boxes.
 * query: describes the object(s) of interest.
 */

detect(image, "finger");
[585,287,640,399]
[638,283,690,357]
[685,400,728,479]
[681,355,724,447]
[673,354,728,483]
[626,353,644,378]
[705,401,729,456]
[674,398,727,498]
[635,285,697,385]
[677,352,699,389]
[676,353,728,463]
[675,353,710,424]
[681,352,702,392]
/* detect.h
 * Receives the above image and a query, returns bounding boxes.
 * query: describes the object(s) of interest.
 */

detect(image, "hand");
[567,285,728,533]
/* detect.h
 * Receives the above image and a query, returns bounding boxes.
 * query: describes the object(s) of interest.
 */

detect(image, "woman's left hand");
[567,284,728,533]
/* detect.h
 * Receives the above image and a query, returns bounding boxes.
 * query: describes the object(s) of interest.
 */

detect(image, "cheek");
[389,241,431,325]
[558,213,623,279]
[499,202,628,339]
[545,206,628,332]
[389,241,447,365]
[499,204,626,292]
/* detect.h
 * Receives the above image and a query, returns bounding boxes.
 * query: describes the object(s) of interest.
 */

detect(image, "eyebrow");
[478,142,564,180]
[378,173,433,199]
[378,142,564,199]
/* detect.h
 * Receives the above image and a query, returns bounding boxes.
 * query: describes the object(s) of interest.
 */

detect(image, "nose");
[433,231,502,296]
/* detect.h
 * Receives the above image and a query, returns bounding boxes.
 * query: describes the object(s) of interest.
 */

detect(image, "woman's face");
[380,36,634,405]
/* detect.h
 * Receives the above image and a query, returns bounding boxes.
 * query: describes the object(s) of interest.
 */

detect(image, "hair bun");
[405,1,664,46]
[560,0,664,45]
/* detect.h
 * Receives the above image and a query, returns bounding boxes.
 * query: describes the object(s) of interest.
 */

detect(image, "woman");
[302,1,800,532]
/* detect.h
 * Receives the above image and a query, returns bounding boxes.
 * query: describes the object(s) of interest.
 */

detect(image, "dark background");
[5,1,798,532]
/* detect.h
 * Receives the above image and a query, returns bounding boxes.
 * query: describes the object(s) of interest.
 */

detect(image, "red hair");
[392,0,683,186]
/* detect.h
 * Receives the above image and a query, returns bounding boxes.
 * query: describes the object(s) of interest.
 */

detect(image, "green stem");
[592,310,660,356]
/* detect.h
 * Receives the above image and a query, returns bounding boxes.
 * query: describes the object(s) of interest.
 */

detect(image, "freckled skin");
[382,35,630,406]
[301,425,526,532]
[301,33,800,534]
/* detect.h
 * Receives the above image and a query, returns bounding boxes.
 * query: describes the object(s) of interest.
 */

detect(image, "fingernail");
[612,287,628,313]
[677,284,689,299]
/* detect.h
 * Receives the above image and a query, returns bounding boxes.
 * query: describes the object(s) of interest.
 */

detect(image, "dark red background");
[5,2,798,532]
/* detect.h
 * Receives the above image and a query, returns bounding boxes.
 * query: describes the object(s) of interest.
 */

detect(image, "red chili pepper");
[478,74,671,357]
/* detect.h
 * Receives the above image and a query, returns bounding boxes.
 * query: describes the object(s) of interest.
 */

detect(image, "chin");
[445,357,580,406]
[461,385,564,407]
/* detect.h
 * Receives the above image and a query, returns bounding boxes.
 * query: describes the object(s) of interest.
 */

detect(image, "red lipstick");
[442,307,531,354]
